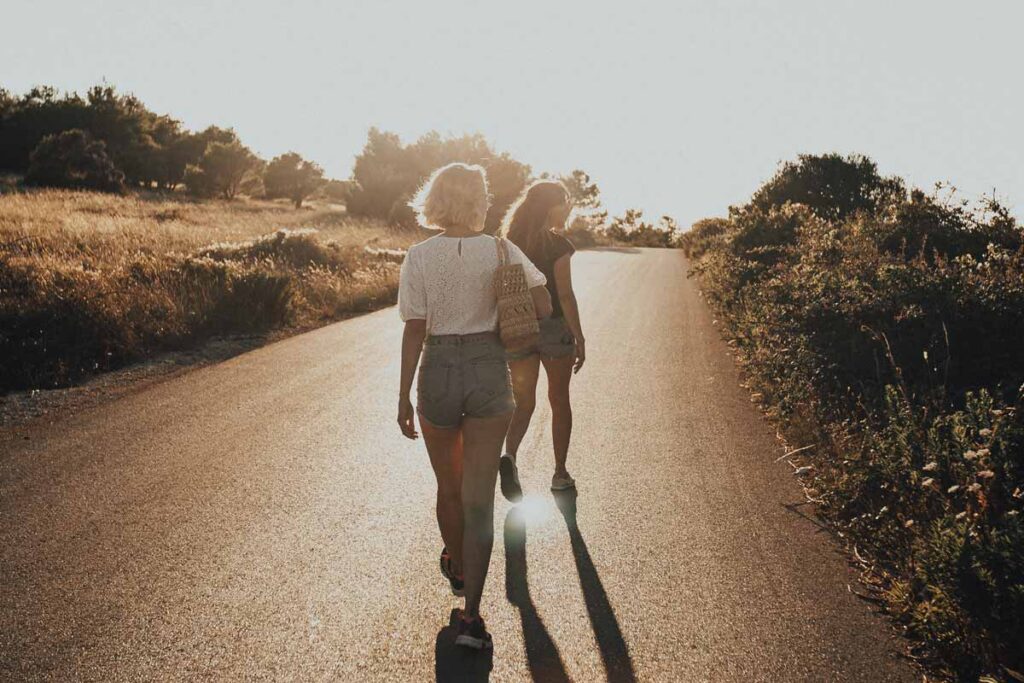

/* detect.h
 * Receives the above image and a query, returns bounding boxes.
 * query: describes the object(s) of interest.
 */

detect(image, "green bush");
[263,152,324,208]
[24,129,125,192]
[184,140,260,199]
[685,153,1024,680]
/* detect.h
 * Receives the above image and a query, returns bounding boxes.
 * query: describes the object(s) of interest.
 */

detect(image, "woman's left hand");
[397,397,418,439]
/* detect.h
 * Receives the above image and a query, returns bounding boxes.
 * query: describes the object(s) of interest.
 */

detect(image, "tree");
[346,128,416,218]
[606,208,646,242]
[164,126,238,190]
[83,85,166,186]
[0,86,90,172]
[560,169,602,211]
[0,85,249,192]
[24,129,124,192]
[320,178,352,204]
[606,209,677,247]
[345,128,531,230]
[481,152,530,233]
[659,215,679,243]
[748,153,905,222]
[184,140,259,199]
[263,152,325,208]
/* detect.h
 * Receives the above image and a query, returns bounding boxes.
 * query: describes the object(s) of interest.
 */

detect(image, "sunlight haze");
[4,0,1022,226]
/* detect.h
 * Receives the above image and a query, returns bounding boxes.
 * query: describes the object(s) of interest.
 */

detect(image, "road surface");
[1,248,916,681]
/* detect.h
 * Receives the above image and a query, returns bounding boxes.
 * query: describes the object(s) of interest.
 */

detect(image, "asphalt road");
[0,248,917,682]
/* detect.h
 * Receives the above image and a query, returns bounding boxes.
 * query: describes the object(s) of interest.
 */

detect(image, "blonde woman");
[498,181,585,501]
[397,163,551,649]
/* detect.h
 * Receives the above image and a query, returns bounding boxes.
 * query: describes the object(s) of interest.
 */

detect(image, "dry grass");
[0,190,407,259]
[0,189,415,392]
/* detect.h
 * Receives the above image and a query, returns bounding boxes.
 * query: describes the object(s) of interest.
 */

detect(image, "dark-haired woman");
[498,181,585,500]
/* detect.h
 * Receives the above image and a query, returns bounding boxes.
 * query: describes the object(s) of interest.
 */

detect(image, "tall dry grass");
[0,189,414,391]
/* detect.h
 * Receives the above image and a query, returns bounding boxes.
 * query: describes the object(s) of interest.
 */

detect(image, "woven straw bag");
[493,237,539,351]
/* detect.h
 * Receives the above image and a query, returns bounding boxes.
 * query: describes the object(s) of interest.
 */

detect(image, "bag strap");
[494,236,508,267]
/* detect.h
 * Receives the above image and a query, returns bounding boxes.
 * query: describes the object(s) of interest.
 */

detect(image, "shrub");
[679,217,730,259]
[687,153,1024,680]
[606,208,679,247]
[0,191,410,392]
[184,140,260,199]
[263,152,324,208]
[24,129,125,192]
[749,152,905,222]
[319,178,352,204]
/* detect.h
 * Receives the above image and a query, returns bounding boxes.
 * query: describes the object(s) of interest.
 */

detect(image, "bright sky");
[4,0,1022,227]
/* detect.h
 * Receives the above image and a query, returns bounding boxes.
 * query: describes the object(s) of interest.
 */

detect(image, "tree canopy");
[263,152,325,208]
[346,128,531,232]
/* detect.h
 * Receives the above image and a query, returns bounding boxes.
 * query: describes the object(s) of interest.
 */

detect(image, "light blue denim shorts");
[417,332,515,429]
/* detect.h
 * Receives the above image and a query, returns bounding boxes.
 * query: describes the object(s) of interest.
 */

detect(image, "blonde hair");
[411,163,490,231]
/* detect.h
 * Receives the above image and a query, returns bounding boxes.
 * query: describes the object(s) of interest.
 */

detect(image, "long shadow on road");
[554,488,637,683]
[435,608,493,682]
[504,507,571,682]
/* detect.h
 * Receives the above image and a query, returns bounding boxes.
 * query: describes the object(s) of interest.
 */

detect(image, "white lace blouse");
[398,234,546,336]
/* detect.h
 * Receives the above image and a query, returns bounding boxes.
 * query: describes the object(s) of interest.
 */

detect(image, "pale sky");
[4,0,1022,227]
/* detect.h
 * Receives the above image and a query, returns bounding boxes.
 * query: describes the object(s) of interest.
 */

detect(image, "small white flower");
[963,450,977,461]
[991,409,1005,417]
[967,483,982,493]
[947,485,960,494]
[977,470,996,480]
[904,519,915,528]
[979,428,993,438]
[976,448,991,458]
[879,506,889,514]
[922,477,935,488]
[922,461,939,472]
[1007,510,1019,518]
[955,511,968,521]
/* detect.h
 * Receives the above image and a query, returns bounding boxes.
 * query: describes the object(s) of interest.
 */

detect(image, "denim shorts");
[417,332,515,429]
[506,317,576,362]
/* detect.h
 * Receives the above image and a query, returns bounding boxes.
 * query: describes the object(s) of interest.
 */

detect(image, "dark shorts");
[506,317,575,362]
[417,332,515,429]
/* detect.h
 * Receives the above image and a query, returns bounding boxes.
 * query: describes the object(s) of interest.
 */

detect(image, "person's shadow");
[553,488,637,683]
[504,507,571,682]
[435,608,493,682]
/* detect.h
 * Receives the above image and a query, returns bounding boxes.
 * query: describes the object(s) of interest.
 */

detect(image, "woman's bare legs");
[504,356,541,460]
[460,412,512,617]
[421,418,464,574]
[542,354,574,478]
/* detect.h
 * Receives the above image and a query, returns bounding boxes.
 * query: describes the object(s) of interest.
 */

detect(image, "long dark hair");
[501,181,570,260]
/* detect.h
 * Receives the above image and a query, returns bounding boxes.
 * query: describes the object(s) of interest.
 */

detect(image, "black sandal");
[439,547,465,596]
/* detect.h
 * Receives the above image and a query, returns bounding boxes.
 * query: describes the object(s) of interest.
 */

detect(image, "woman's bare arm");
[553,254,585,372]
[398,319,427,439]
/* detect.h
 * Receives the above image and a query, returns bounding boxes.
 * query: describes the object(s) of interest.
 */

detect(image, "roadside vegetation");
[681,154,1024,681]
[0,83,679,394]
[0,190,408,391]
[0,84,679,247]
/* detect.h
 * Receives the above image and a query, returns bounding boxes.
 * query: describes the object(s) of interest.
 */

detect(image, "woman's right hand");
[397,397,418,439]
[573,338,586,374]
